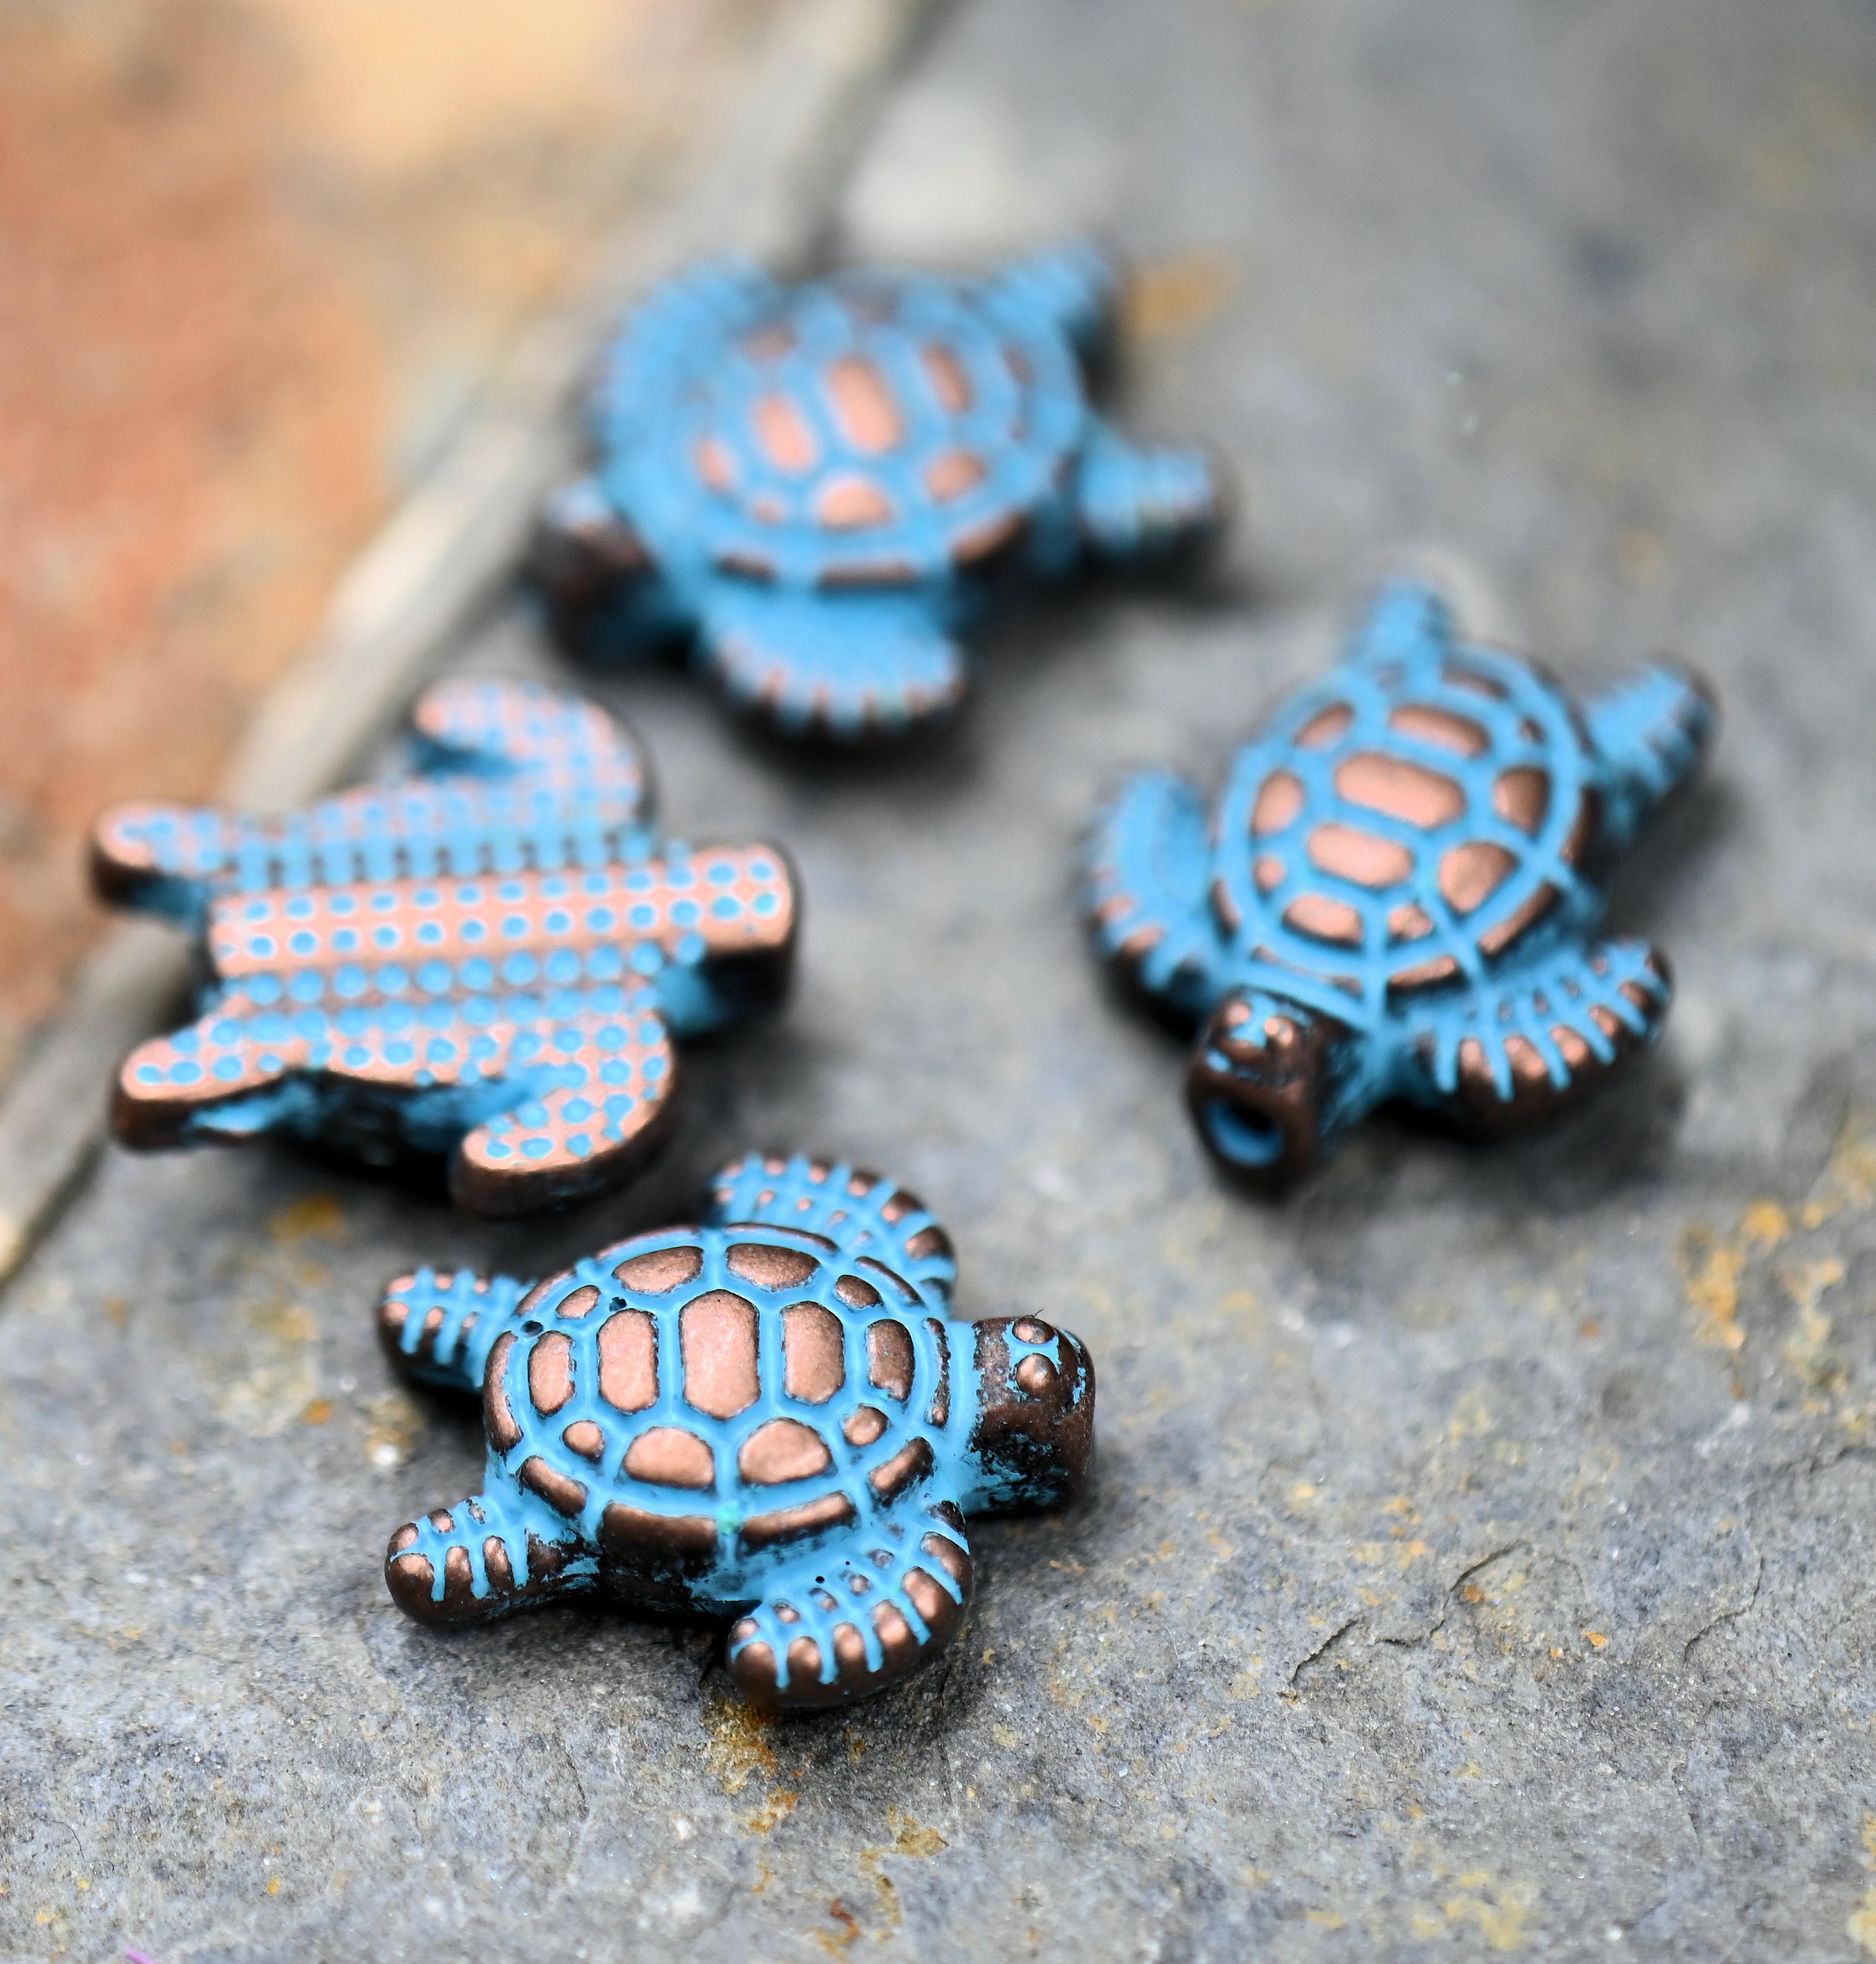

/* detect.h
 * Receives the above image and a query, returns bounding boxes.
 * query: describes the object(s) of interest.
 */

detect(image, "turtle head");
[1187,989,1367,1188]
[529,474,662,651]
[963,1315,1096,1510]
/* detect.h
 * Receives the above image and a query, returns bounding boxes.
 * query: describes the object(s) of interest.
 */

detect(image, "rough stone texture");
[6,0,1876,1957]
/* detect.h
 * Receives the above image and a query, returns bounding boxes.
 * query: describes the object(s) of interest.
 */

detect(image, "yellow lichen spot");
[363,1389,423,1468]
[886,1809,947,1858]
[268,1192,347,1245]
[1449,1388,1493,1439]
[1124,249,1238,344]
[1679,1227,1747,1351]
[1229,1665,1264,1701]
[704,1690,781,1797]
[1439,1874,1539,1951]
[991,1724,1021,1748]
[1290,1481,1318,1503]
[1740,1199,1790,1249]
[746,1789,797,1834]
[300,1398,334,1426]
[1850,1816,1876,1954]
[1849,1891,1876,1956]
[1306,1909,1346,1930]
[267,1876,281,1896]
[816,1897,863,1955]
[104,1295,130,1329]
[1583,1630,1608,1650]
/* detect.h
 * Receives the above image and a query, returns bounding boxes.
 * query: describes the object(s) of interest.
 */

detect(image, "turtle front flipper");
[695,587,966,741]
[1186,991,1375,1186]
[1405,938,1672,1129]
[1583,663,1718,845]
[705,1151,956,1302]
[386,1487,589,1627]
[1084,768,1228,1023]
[727,1502,974,1711]
[377,1266,531,1395]
[1074,417,1224,564]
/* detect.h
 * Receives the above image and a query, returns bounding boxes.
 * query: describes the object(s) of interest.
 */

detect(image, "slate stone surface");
[7,0,1876,1958]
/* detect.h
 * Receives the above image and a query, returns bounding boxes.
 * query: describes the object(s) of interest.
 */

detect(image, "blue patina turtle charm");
[92,680,796,1215]
[1085,580,1716,1183]
[532,242,1224,740]
[381,1152,1095,1710]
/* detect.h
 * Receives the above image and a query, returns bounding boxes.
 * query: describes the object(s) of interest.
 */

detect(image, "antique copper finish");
[597,1310,658,1412]
[92,679,799,1215]
[866,1321,914,1401]
[624,1428,715,1489]
[739,1417,834,1486]
[1084,579,1717,1185]
[680,1291,760,1418]
[377,1150,1095,1710]
[534,244,1224,742]
[614,1246,702,1293]
[781,1304,846,1403]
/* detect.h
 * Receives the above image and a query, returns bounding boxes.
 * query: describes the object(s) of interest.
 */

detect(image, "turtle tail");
[704,1152,957,1302]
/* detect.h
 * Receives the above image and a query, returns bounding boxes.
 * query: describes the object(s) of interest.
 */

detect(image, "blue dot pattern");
[93,679,797,1214]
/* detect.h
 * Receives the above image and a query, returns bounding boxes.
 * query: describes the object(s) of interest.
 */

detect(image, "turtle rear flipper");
[727,1505,973,1711]
[452,1012,680,1218]
[705,1152,956,1302]
[1083,767,1226,1024]
[1407,938,1672,1127]
[696,588,966,742]
[1585,664,1718,844]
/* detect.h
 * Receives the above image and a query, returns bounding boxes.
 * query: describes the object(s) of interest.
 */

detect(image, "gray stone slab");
[8,0,1876,1957]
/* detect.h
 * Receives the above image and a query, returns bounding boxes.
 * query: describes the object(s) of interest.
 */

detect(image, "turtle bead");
[531,241,1226,742]
[1084,578,1718,1185]
[379,1152,1096,1710]
[91,680,797,1215]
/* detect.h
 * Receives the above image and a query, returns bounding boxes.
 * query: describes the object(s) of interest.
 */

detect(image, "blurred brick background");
[0,0,768,1082]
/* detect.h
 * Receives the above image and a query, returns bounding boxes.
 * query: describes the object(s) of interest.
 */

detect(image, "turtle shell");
[652,272,1086,589]
[483,1220,954,1601]
[1210,639,1599,1013]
